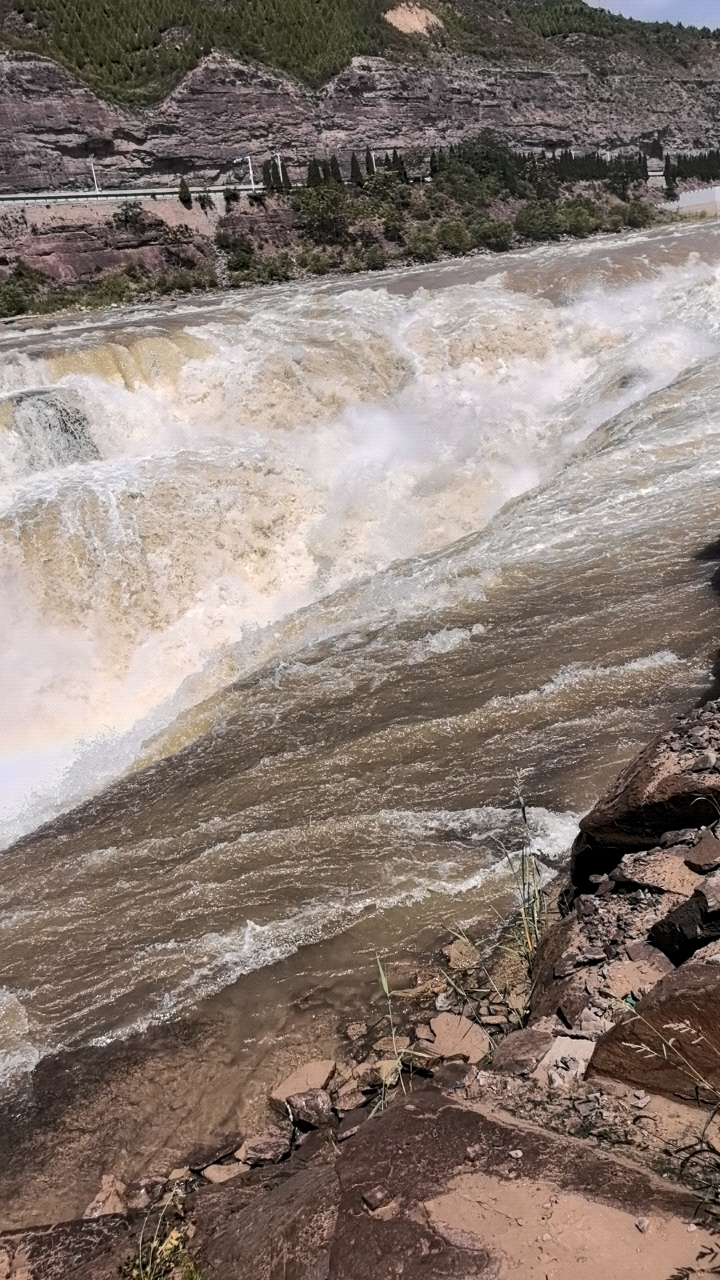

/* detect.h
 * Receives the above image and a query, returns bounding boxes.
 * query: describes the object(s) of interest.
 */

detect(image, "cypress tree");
[262,159,273,191]
[330,154,343,184]
[430,149,438,176]
[270,156,283,193]
[178,175,192,208]
[280,158,292,192]
[350,152,364,186]
[307,158,322,187]
[322,159,332,183]
[365,145,376,176]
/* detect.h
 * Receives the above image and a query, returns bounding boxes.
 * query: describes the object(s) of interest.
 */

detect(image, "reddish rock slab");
[612,847,702,897]
[270,1060,335,1112]
[685,830,720,875]
[235,1120,292,1166]
[287,1088,334,1129]
[329,1089,703,1280]
[191,1147,340,1280]
[588,964,720,1099]
[579,702,720,854]
[490,1028,555,1077]
[0,1216,137,1280]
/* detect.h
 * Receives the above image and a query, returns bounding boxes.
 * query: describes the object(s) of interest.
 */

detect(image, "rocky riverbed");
[5,696,720,1278]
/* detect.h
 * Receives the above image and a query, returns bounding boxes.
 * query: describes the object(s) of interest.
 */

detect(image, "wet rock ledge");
[6,700,720,1279]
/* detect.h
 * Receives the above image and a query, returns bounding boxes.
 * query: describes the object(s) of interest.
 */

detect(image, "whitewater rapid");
[2,221,720,1081]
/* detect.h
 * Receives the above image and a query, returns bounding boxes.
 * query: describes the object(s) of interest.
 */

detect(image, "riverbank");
[0,134,672,320]
[5,696,720,1278]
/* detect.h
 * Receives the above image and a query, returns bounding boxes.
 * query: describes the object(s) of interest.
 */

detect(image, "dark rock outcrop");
[577,700,720,866]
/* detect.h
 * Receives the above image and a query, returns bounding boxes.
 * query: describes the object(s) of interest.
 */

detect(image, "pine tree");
[330,154,343,184]
[350,151,364,186]
[178,175,192,208]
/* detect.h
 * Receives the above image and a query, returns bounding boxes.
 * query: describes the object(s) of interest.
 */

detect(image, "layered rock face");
[524,699,720,1101]
[3,48,720,194]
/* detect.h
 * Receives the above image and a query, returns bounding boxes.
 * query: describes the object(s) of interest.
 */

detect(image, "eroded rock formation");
[3,48,720,194]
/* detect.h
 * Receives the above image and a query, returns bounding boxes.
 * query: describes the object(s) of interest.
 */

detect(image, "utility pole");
[233,155,256,190]
[89,159,100,193]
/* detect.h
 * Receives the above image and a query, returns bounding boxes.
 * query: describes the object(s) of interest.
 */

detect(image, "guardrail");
[0,182,265,206]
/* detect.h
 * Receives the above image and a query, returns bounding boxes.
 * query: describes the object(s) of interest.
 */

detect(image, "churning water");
[2,221,720,1087]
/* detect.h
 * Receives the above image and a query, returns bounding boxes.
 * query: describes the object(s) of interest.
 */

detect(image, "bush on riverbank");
[0,134,662,319]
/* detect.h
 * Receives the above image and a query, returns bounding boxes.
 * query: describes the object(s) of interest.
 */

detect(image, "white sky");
[589,0,720,23]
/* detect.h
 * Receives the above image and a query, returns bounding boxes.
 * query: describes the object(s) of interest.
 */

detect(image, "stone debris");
[685,830,720,874]
[372,1035,410,1054]
[532,1036,594,1087]
[167,1166,190,1182]
[201,1162,248,1184]
[491,1027,554,1077]
[82,1174,127,1219]
[613,847,702,897]
[429,1013,491,1064]
[236,1121,293,1166]
[376,1059,401,1088]
[442,937,480,970]
[345,1022,367,1040]
[287,1089,334,1128]
[270,1059,336,1111]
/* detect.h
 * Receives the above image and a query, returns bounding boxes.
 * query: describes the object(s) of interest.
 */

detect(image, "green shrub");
[299,248,330,274]
[255,251,294,282]
[470,217,513,252]
[514,201,562,241]
[624,200,654,229]
[435,219,471,254]
[178,177,192,209]
[558,198,604,238]
[291,185,350,244]
[405,227,438,263]
[112,200,144,231]
[363,243,386,270]
[215,229,254,271]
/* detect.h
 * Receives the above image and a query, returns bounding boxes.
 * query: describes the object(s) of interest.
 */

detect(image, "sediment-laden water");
[2,221,720,1095]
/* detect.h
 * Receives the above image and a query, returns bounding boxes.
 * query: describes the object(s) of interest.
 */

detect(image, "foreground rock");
[188,1088,717,1280]
[589,964,720,1099]
[577,700,720,874]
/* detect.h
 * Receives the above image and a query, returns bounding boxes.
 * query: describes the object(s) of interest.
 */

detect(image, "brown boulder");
[579,702,720,857]
[649,874,720,965]
[82,1175,127,1219]
[235,1121,293,1166]
[612,847,702,897]
[270,1060,336,1111]
[685,830,720,874]
[287,1089,334,1129]
[429,1013,491,1064]
[588,964,720,1099]
[490,1027,555,1076]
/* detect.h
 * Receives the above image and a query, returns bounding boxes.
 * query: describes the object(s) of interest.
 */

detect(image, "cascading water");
[2,221,720,1103]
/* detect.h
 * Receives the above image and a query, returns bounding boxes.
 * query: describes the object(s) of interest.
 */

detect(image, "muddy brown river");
[2,220,720,1224]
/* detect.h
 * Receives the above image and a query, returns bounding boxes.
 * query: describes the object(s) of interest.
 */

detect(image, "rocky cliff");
[2,47,720,194]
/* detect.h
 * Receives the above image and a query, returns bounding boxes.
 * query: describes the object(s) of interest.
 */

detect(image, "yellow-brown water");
[2,223,720,1165]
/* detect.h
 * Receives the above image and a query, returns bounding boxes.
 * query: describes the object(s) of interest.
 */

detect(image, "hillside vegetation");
[0,0,718,104]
